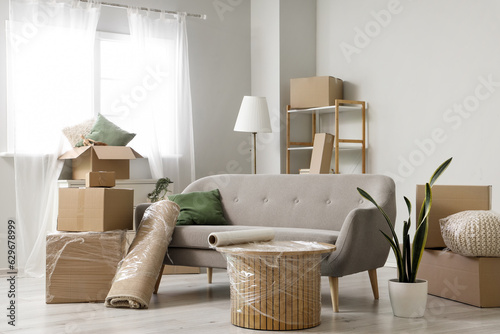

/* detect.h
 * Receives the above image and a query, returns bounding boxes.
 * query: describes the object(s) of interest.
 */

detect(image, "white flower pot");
[388,279,428,318]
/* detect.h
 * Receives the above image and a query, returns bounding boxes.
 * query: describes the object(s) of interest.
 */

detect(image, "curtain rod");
[80,0,207,20]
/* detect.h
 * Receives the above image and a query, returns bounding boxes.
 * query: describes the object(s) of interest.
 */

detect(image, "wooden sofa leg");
[207,267,213,284]
[368,269,379,300]
[329,276,339,313]
[154,264,165,294]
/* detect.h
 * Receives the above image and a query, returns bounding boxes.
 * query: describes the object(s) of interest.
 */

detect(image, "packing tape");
[77,189,85,231]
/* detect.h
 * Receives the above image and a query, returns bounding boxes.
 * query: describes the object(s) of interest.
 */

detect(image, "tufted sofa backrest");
[182,174,395,231]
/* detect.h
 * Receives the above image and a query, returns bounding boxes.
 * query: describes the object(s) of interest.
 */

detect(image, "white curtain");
[7,0,100,277]
[126,8,195,190]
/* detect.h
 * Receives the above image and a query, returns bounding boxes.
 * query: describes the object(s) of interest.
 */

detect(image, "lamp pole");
[252,132,257,174]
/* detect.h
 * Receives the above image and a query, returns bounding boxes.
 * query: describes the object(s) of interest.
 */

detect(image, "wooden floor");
[1,266,500,333]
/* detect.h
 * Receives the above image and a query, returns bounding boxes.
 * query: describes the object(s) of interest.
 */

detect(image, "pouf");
[439,210,500,257]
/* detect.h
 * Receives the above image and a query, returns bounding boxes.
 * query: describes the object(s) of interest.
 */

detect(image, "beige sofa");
[135,173,396,312]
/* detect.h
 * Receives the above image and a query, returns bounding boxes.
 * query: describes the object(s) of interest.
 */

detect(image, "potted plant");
[147,177,174,203]
[357,157,452,318]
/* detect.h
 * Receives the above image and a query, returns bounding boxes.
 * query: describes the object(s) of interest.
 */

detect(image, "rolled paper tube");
[208,228,275,247]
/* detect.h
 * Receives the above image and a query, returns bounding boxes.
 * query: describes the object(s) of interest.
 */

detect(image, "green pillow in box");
[76,114,136,147]
[168,189,228,225]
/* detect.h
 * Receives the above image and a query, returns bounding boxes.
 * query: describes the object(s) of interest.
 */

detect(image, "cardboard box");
[58,188,134,232]
[59,146,143,180]
[46,231,127,303]
[416,185,491,248]
[85,171,116,188]
[417,249,500,307]
[309,133,334,174]
[290,76,343,109]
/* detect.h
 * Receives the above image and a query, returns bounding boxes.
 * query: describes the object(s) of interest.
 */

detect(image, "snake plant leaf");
[380,230,404,281]
[429,157,452,187]
[417,183,432,227]
[357,187,400,247]
[417,158,452,226]
[404,233,412,282]
[410,216,429,282]
[404,196,412,217]
[411,183,432,282]
[404,196,412,239]
[402,221,409,281]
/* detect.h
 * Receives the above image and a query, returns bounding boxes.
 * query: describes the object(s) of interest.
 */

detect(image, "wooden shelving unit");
[286,99,366,174]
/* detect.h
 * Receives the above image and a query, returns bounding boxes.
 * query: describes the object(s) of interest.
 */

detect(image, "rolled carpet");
[105,200,180,309]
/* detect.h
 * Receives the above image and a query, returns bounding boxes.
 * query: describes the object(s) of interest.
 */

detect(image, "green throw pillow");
[76,114,136,147]
[168,189,228,225]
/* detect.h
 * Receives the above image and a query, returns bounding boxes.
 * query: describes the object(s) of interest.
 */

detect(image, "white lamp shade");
[234,96,272,133]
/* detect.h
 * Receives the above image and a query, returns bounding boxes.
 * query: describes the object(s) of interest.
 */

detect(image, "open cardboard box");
[59,146,143,180]
[416,184,500,307]
[418,249,500,307]
[416,185,491,248]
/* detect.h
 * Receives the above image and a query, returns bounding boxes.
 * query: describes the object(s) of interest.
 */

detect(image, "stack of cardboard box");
[46,146,139,303]
[416,185,500,307]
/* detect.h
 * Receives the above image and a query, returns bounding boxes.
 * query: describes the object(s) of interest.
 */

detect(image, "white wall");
[251,0,280,174]
[317,0,500,246]
[251,0,316,174]
[0,0,251,269]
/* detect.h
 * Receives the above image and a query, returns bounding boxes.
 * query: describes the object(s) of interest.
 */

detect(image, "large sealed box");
[59,146,143,180]
[58,188,134,232]
[46,231,128,303]
[416,185,491,248]
[309,133,334,174]
[290,76,343,109]
[418,249,500,307]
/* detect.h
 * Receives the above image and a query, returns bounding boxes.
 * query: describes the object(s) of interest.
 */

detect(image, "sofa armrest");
[135,203,152,230]
[323,206,394,277]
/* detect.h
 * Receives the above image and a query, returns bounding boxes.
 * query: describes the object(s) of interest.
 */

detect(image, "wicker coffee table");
[216,241,335,331]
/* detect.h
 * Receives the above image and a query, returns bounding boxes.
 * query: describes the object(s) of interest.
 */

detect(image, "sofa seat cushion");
[169,225,339,249]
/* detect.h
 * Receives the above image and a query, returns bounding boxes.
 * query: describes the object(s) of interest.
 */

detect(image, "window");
[95,32,136,121]
[94,31,176,156]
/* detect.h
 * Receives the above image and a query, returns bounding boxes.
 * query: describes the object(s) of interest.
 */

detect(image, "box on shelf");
[85,171,116,188]
[59,146,143,180]
[418,249,500,307]
[309,133,334,174]
[290,76,343,109]
[416,185,491,248]
[58,188,134,232]
[46,230,128,304]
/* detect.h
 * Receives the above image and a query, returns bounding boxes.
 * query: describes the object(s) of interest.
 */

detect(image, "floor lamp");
[234,96,272,174]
